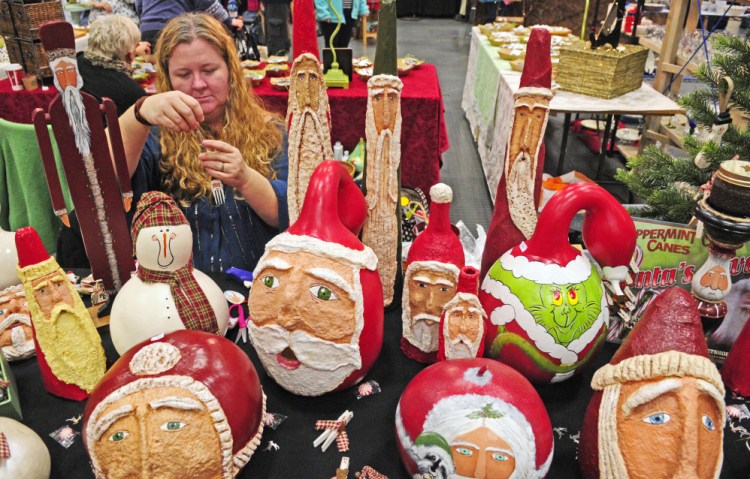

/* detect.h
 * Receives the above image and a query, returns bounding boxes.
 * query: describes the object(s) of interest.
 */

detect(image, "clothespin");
[314,410,354,452]
[335,457,350,479]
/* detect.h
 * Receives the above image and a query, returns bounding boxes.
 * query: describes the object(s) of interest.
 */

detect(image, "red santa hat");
[437,266,487,360]
[396,358,553,478]
[83,330,266,477]
[721,312,750,396]
[503,183,636,293]
[405,183,465,271]
[292,0,320,60]
[15,227,50,269]
[258,161,383,392]
[579,288,724,479]
[515,28,553,100]
[39,20,76,63]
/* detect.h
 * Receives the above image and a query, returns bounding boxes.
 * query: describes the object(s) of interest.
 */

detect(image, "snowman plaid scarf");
[131,192,219,334]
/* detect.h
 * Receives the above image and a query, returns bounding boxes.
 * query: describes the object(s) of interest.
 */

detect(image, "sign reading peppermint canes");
[479,183,636,385]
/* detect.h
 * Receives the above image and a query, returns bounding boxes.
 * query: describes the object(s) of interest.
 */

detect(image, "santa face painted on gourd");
[248,161,383,396]
[0,285,34,362]
[480,183,636,384]
[16,226,106,401]
[83,330,265,479]
[0,417,51,479]
[402,183,465,363]
[396,359,553,479]
[109,191,229,355]
[579,288,725,479]
[438,266,486,361]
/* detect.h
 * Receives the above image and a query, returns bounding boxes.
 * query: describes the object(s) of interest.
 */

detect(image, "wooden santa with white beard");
[110,192,228,355]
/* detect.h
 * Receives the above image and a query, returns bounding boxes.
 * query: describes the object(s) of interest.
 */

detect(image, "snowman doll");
[110,192,229,355]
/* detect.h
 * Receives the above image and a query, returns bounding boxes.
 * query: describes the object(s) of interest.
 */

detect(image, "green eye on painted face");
[492,452,510,462]
[263,275,279,289]
[109,431,129,442]
[161,420,187,431]
[643,413,671,425]
[456,447,473,456]
[309,285,337,301]
[702,415,716,431]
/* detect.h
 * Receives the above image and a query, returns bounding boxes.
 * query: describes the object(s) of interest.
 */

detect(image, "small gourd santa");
[401,183,465,363]
[0,417,51,479]
[109,192,229,355]
[438,265,486,360]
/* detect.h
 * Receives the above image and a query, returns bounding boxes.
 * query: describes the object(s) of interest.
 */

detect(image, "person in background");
[77,15,146,115]
[118,13,289,273]
[88,0,140,25]
[262,0,291,56]
[315,0,369,49]
[238,0,261,21]
[135,0,244,46]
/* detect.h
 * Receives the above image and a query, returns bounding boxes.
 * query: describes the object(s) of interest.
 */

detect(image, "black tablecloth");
[396,0,461,18]
[10,273,750,478]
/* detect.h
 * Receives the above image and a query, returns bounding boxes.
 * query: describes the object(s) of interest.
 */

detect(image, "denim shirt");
[131,128,289,273]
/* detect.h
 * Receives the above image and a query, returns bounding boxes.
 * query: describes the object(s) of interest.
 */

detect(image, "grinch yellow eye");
[552,289,563,306]
[568,288,579,305]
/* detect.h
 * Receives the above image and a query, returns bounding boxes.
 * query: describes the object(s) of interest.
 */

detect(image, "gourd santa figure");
[83,330,265,479]
[438,266,487,361]
[480,183,636,384]
[0,417,51,479]
[248,161,383,396]
[720,305,750,396]
[402,183,465,363]
[396,358,553,479]
[579,288,725,479]
[109,192,229,355]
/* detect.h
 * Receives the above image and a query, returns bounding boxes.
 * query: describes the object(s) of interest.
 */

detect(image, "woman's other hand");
[138,92,204,132]
[199,139,250,190]
[134,41,151,57]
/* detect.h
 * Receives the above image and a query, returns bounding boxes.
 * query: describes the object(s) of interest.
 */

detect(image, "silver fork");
[196,128,226,206]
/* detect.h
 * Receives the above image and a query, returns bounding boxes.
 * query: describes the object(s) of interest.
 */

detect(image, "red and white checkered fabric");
[359,466,388,479]
[0,432,10,459]
[315,420,349,452]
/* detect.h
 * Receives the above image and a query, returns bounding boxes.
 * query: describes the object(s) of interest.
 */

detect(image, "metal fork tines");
[211,178,226,206]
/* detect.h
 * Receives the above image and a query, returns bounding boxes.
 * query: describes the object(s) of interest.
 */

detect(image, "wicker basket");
[557,42,648,99]
[10,0,63,41]
[0,2,16,37]
[19,39,50,77]
[4,37,24,69]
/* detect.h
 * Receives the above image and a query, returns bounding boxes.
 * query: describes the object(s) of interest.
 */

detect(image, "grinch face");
[529,283,598,347]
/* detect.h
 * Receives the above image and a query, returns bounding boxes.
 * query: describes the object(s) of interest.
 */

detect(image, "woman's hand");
[134,41,151,57]
[138,92,204,132]
[198,139,249,190]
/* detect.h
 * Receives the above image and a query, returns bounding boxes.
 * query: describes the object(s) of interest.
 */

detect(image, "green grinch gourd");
[479,183,636,384]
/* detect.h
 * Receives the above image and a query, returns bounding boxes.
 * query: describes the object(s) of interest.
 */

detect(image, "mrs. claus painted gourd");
[247,161,383,396]
[479,183,636,384]
[396,358,553,479]
[109,192,229,355]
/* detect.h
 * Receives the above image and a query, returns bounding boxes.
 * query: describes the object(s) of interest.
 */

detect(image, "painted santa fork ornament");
[479,183,636,384]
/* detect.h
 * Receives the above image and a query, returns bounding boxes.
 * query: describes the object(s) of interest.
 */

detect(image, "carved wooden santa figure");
[402,183,465,363]
[579,288,725,479]
[0,285,35,362]
[83,330,266,479]
[396,358,553,479]
[248,161,383,396]
[0,417,51,479]
[480,27,552,280]
[109,192,229,355]
[480,183,636,384]
[16,226,106,401]
[719,303,750,396]
[287,1,333,223]
[362,74,403,307]
[438,266,487,361]
[33,20,134,300]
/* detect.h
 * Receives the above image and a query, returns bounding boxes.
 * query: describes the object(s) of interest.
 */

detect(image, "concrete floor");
[319,18,632,231]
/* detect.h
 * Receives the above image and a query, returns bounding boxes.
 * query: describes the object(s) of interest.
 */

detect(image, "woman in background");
[315,0,369,48]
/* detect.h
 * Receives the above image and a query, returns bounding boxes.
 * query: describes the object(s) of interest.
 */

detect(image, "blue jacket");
[314,0,369,24]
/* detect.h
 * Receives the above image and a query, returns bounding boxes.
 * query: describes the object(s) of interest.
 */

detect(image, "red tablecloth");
[0,64,449,195]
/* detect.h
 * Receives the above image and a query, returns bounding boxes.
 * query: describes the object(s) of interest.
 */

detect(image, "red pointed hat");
[292,0,320,60]
[456,266,480,295]
[15,227,50,268]
[396,359,553,478]
[39,20,75,56]
[83,330,265,477]
[405,183,465,269]
[516,28,553,99]
[721,313,750,396]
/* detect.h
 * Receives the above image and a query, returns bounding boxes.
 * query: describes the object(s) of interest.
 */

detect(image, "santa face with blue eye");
[248,249,362,396]
[614,377,723,479]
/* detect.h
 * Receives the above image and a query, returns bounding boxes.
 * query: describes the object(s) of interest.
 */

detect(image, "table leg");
[596,114,613,180]
[608,114,620,154]
[557,112,572,177]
